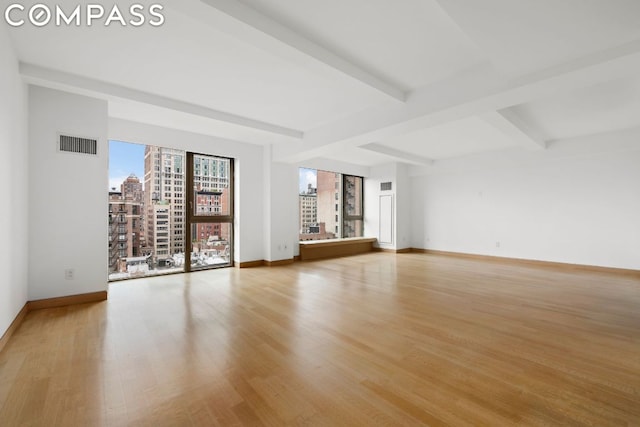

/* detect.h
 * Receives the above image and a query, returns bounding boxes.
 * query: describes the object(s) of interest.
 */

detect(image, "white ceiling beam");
[480,110,546,150]
[359,143,433,166]
[19,62,303,140]
[274,38,640,162]
[199,0,405,103]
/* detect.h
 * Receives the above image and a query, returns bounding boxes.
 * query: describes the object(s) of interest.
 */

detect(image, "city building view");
[108,142,232,280]
[108,174,147,276]
[299,168,364,241]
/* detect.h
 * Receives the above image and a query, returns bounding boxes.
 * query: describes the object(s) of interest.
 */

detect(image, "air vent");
[58,134,98,155]
[380,182,392,191]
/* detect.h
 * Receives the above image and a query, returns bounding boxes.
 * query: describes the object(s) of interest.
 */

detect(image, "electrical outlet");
[496,241,500,248]
[64,269,74,280]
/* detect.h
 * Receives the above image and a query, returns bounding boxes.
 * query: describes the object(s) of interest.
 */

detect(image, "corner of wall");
[0,23,29,337]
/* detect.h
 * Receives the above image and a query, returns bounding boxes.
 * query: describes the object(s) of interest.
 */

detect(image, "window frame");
[342,174,364,238]
[185,152,234,271]
[298,168,364,241]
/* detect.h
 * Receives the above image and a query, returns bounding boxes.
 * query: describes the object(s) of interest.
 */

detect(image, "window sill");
[298,237,377,261]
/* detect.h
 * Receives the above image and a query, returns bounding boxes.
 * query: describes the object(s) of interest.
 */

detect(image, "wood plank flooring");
[1,252,639,426]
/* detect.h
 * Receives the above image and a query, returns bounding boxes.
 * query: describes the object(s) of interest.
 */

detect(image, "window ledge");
[298,237,377,260]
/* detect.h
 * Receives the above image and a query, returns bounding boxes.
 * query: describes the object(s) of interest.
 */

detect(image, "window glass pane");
[317,170,341,239]
[299,168,342,240]
[343,219,364,238]
[344,176,363,216]
[298,169,364,241]
[193,155,231,216]
[190,222,232,269]
[108,142,185,281]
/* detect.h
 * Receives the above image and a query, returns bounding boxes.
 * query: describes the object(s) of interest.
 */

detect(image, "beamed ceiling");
[5,0,640,166]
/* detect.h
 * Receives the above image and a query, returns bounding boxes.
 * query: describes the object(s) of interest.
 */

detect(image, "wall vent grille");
[380,182,392,191]
[58,134,98,155]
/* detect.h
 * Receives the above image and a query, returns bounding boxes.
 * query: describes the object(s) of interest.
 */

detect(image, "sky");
[108,140,145,191]
[299,168,316,193]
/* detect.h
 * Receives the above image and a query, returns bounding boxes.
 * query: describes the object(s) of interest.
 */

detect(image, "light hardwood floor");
[1,252,639,426]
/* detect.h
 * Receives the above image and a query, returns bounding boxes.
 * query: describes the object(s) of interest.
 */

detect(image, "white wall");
[28,87,109,300]
[109,118,265,264]
[264,146,297,261]
[395,163,411,250]
[411,133,640,270]
[0,24,29,337]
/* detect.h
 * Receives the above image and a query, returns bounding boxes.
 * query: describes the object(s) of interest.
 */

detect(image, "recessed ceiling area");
[435,0,640,77]
[5,0,640,167]
[510,74,640,142]
[377,116,520,161]
[234,0,485,91]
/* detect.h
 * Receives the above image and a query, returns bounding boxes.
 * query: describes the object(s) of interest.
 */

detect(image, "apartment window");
[188,153,234,270]
[110,141,187,281]
[298,168,364,240]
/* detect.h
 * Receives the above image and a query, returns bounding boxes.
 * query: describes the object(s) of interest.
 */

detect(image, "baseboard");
[27,291,108,311]
[238,260,264,268]
[238,259,297,268]
[0,303,29,354]
[411,248,640,278]
[374,247,411,254]
[264,259,295,267]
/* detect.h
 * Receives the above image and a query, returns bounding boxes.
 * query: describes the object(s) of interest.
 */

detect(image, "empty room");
[1,1,639,425]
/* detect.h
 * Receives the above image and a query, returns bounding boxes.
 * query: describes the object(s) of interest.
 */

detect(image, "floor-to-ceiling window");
[298,167,363,241]
[108,141,234,280]
[108,141,186,280]
[186,153,234,270]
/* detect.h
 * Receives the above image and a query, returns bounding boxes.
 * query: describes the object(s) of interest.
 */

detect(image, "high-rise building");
[343,175,363,238]
[144,146,185,266]
[192,155,232,261]
[121,173,144,204]
[108,174,146,273]
[194,188,230,242]
[317,170,341,237]
[144,148,231,265]
[299,183,317,233]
